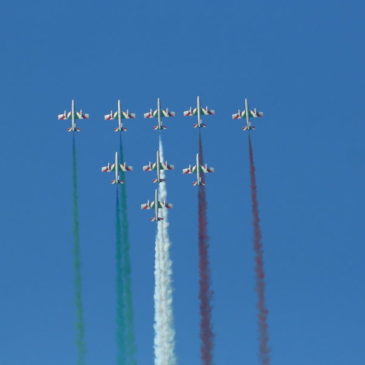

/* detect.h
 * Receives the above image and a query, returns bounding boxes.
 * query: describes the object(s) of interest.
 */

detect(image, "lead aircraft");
[104,100,136,132]
[143,150,174,183]
[183,96,215,128]
[232,98,263,131]
[144,98,175,130]
[58,99,89,132]
[101,152,133,184]
[141,189,173,222]
[183,152,214,186]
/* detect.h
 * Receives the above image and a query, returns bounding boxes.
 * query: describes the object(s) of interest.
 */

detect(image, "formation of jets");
[58,97,263,132]
[58,97,264,221]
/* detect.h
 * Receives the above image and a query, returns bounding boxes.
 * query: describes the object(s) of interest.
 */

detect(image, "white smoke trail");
[154,137,176,365]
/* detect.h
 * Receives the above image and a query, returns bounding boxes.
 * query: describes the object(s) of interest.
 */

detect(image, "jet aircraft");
[57,99,89,132]
[183,153,214,186]
[183,96,215,128]
[104,100,136,132]
[101,152,133,184]
[144,98,175,130]
[141,189,173,222]
[232,98,263,131]
[143,150,175,183]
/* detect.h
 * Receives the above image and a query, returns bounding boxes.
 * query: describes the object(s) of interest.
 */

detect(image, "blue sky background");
[0,0,364,364]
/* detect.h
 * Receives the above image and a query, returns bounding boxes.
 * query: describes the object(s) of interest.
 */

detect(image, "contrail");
[248,135,270,365]
[116,134,137,365]
[71,136,86,365]
[198,133,214,365]
[154,137,176,365]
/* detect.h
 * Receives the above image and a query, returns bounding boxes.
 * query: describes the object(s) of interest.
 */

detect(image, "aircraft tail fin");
[150,217,164,222]
[153,125,167,130]
[242,125,256,131]
[193,123,207,128]
[152,178,165,183]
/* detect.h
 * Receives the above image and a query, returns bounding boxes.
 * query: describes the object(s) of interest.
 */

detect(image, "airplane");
[57,99,89,132]
[143,150,175,183]
[183,96,215,128]
[144,98,175,130]
[232,98,263,131]
[182,152,214,186]
[140,189,173,222]
[101,152,133,184]
[104,99,136,132]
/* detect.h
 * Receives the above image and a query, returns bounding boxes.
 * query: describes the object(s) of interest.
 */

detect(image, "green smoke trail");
[71,136,86,365]
[115,188,126,365]
[115,134,137,365]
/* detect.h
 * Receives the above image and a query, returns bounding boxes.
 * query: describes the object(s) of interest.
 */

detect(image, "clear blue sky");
[0,0,364,364]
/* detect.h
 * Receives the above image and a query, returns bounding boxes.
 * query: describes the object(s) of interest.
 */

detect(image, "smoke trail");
[197,133,214,365]
[115,134,137,365]
[71,136,86,365]
[154,137,176,365]
[248,135,270,365]
[115,189,126,365]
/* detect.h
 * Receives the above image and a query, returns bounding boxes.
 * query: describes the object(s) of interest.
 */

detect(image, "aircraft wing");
[249,109,264,118]
[104,111,117,120]
[200,165,214,173]
[201,107,215,115]
[58,111,71,120]
[119,163,133,172]
[232,110,245,119]
[141,201,155,210]
[160,162,174,170]
[143,162,157,171]
[122,111,136,119]
[183,107,197,117]
[182,165,197,174]
[144,109,158,118]
[75,112,89,119]
[101,163,115,172]
[161,109,175,117]
[105,111,136,120]
[157,201,173,209]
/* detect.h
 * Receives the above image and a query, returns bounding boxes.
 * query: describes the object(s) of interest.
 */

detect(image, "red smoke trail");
[198,133,214,365]
[248,135,271,365]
